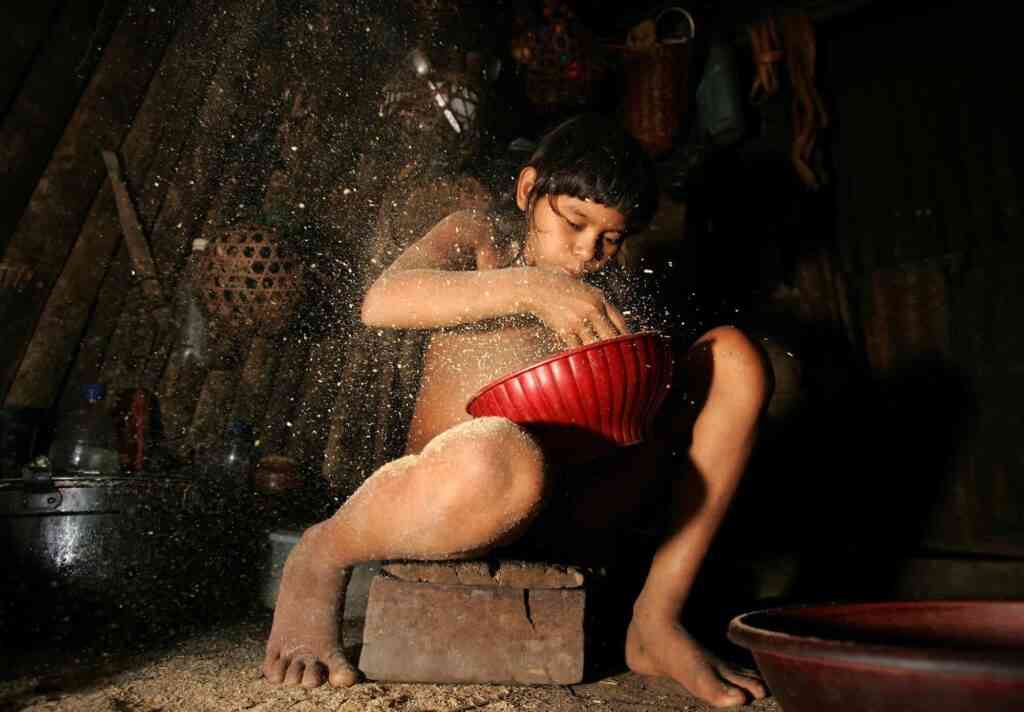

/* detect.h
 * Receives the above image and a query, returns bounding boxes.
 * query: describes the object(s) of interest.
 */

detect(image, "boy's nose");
[573,236,598,260]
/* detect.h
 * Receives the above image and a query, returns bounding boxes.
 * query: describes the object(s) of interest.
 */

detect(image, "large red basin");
[728,601,1024,712]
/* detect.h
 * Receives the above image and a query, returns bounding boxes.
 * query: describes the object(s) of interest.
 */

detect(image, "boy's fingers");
[560,329,584,348]
[606,303,631,335]
[589,314,618,342]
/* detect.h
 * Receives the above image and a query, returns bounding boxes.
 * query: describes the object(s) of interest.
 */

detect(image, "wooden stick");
[102,149,164,305]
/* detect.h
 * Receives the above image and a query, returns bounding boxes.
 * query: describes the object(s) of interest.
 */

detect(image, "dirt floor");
[0,614,783,712]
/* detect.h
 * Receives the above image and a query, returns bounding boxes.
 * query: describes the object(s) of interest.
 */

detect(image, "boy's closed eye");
[551,200,624,243]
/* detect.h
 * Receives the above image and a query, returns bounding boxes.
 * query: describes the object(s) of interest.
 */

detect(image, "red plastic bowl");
[465,331,674,451]
[728,601,1024,712]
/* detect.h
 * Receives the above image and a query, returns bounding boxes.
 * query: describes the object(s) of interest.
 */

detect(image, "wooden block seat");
[357,559,589,685]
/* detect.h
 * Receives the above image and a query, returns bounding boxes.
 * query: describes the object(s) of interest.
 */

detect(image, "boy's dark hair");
[524,113,659,232]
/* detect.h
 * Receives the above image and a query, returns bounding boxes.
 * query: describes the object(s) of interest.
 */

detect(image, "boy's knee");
[430,418,547,511]
[695,326,772,410]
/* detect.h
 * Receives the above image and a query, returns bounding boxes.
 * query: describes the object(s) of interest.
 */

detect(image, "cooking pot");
[0,465,239,636]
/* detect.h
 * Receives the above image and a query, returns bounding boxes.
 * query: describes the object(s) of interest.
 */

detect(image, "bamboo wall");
[0,0,453,505]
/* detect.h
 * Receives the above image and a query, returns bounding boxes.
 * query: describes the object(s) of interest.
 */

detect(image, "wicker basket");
[196,224,303,337]
[620,8,695,158]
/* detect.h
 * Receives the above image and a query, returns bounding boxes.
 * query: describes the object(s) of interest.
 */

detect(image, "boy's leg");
[622,326,770,707]
[263,417,546,689]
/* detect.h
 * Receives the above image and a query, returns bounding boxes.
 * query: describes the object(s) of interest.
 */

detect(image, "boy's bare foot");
[625,609,767,708]
[262,528,360,688]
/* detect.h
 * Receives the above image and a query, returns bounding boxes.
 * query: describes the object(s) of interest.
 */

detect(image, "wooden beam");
[0,0,63,115]
[0,1,184,406]
[0,0,127,256]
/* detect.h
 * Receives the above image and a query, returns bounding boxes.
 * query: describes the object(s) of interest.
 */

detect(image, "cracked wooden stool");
[358,559,589,685]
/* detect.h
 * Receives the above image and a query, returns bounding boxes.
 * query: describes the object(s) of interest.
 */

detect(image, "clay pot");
[252,455,301,494]
[729,601,1024,712]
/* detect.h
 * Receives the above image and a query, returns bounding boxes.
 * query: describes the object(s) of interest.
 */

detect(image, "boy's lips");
[561,267,583,279]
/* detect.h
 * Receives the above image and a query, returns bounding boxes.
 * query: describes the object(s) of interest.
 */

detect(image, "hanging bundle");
[747,12,829,189]
[782,13,829,190]
[748,17,782,102]
[509,0,605,112]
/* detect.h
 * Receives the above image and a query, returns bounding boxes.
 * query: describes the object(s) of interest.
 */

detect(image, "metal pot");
[0,466,212,634]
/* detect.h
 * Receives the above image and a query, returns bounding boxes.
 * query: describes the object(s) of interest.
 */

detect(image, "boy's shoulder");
[445,206,491,232]
[445,207,521,252]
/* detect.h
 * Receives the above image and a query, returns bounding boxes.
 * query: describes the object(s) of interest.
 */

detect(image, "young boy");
[263,114,770,708]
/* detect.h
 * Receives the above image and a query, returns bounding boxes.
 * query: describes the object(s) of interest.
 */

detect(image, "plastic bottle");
[161,238,211,451]
[173,238,209,370]
[202,420,257,485]
[48,384,121,475]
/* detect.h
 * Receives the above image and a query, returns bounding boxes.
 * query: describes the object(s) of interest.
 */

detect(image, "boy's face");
[516,169,627,279]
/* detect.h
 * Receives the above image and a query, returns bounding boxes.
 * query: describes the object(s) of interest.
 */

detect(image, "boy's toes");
[262,652,288,684]
[324,651,361,687]
[720,669,767,700]
[284,656,312,686]
[704,682,746,708]
[301,660,328,688]
[720,663,770,700]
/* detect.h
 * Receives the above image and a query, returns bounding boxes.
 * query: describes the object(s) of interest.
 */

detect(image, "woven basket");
[197,224,303,337]
[621,8,695,157]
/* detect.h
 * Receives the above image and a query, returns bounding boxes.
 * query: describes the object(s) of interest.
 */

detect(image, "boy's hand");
[521,268,631,347]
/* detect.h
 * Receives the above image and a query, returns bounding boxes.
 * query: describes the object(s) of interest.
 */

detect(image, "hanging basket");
[620,7,695,158]
[196,224,304,337]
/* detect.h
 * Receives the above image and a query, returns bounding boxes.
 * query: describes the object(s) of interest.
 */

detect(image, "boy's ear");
[515,166,537,211]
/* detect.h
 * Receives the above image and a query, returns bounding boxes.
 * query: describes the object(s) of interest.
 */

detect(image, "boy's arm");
[361,210,533,330]
[361,209,629,343]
